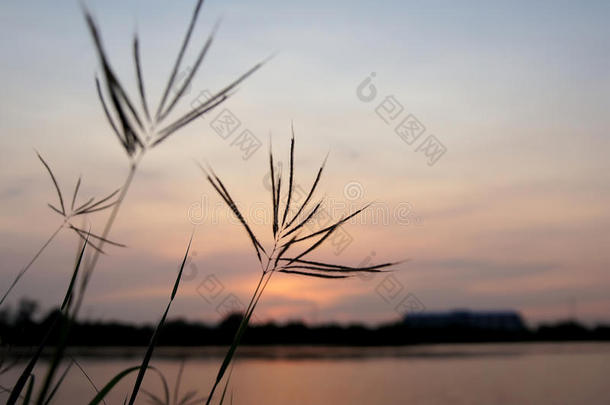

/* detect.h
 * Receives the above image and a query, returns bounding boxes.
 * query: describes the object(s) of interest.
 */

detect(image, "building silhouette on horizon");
[404,309,526,331]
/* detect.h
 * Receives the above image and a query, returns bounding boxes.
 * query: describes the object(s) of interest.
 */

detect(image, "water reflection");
[2,343,610,404]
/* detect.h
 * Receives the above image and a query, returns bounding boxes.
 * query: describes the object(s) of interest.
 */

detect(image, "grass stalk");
[205,243,277,405]
[0,221,65,306]
[7,234,89,405]
[204,272,268,405]
[76,156,141,310]
[202,133,401,404]
[127,232,192,405]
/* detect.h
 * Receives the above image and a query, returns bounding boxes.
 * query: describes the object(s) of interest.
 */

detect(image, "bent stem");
[206,244,277,405]
[205,273,271,405]
[0,220,66,306]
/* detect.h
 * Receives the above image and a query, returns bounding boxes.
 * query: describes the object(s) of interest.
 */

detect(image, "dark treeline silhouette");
[1,300,609,347]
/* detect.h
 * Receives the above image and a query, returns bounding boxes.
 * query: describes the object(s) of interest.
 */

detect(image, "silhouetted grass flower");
[5,1,266,402]
[80,0,266,288]
[200,127,402,403]
[0,153,123,306]
[85,0,265,158]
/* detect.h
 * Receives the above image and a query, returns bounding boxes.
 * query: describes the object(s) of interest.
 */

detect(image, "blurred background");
[1,1,609,402]
[1,0,609,326]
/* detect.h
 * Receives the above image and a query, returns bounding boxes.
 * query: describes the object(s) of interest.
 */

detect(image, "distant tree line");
[1,299,609,347]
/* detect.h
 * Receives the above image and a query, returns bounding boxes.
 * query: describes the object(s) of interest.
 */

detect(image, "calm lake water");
[3,342,610,404]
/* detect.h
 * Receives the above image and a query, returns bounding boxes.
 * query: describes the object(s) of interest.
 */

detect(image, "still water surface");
[3,342,610,404]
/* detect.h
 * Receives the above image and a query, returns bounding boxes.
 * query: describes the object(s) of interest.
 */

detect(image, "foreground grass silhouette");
[2,1,399,404]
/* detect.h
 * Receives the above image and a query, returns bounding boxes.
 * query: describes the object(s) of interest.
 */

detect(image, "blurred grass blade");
[182,395,206,405]
[171,235,192,300]
[85,10,143,155]
[7,318,58,405]
[280,128,295,229]
[95,77,125,149]
[43,361,73,405]
[35,236,89,404]
[22,375,34,405]
[150,367,170,405]
[76,188,120,214]
[87,366,143,405]
[73,197,95,214]
[0,223,64,307]
[174,391,196,405]
[71,230,106,255]
[47,204,64,216]
[158,20,220,121]
[179,392,201,405]
[127,303,169,405]
[127,234,193,405]
[153,95,228,146]
[142,390,164,405]
[217,366,234,405]
[71,177,82,212]
[60,235,87,311]
[156,59,266,142]
[173,360,185,405]
[36,152,65,216]
[69,226,126,248]
[206,272,270,405]
[77,201,119,215]
[155,0,205,120]
[70,357,106,405]
[133,34,150,122]
[8,236,88,405]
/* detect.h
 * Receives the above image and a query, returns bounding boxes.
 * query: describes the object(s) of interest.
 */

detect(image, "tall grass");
[7,233,89,405]
[0,153,123,306]
[200,131,401,404]
[1,0,265,308]
[4,0,264,403]
[2,1,402,404]
[80,0,266,297]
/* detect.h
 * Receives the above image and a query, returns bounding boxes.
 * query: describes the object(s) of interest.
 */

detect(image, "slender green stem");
[0,220,66,306]
[205,272,267,405]
[206,241,279,405]
[75,152,143,312]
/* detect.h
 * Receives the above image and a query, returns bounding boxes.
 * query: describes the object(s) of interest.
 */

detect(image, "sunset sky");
[1,0,609,326]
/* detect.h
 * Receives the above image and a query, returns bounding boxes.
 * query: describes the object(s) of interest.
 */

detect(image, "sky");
[0,0,609,326]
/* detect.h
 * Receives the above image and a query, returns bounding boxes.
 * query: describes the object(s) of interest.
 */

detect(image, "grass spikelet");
[280,125,295,228]
[284,153,327,230]
[133,34,151,123]
[202,126,401,403]
[199,164,266,263]
[155,0,206,120]
[36,151,65,216]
